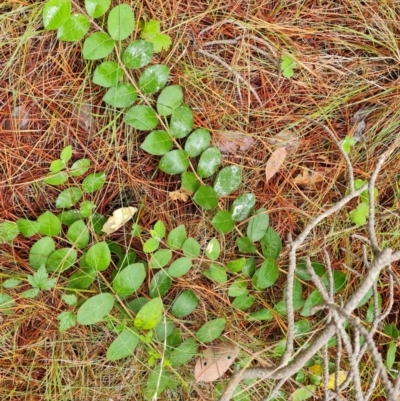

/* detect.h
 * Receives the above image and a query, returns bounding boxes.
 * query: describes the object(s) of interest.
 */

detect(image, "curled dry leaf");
[294,168,324,189]
[169,187,191,202]
[194,344,239,382]
[217,131,255,154]
[265,146,287,182]
[102,207,138,235]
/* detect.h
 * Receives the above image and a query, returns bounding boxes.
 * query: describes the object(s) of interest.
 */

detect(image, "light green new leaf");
[386,341,396,370]
[157,85,183,116]
[43,0,71,30]
[57,13,90,41]
[138,64,169,94]
[103,83,137,108]
[143,238,159,253]
[159,150,189,175]
[122,40,154,69]
[280,55,296,78]
[66,220,89,249]
[168,257,192,277]
[182,237,200,258]
[196,318,226,343]
[141,130,172,155]
[3,279,21,289]
[169,105,193,138]
[77,293,115,325]
[107,4,134,41]
[342,135,356,154]
[29,237,55,269]
[0,293,15,315]
[82,32,114,60]
[134,297,163,330]
[56,187,83,208]
[150,249,172,269]
[166,225,186,250]
[141,20,172,52]
[0,222,20,243]
[193,185,218,210]
[247,208,269,242]
[205,238,220,260]
[292,386,315,401]
[230,193,256,221]
[61,293,77,305]
[124,105,158,130]
[44,171,68,185]
[184,128,211,157]
[107,328,139,361]
[70,158,90,177]
[57,311,76,333]
[84,0,110,18]
[82,172,106,193]
[46,248,77,272]
[171,290,198,318]
[211,210,234,233]
[60,145,72,163]
[37,211,61,236]
[27,265,56,290]
[214,165,242,197]
[197,147,221,178]
[50,159,65,172]
[93,61,123,87]
[85,242,111,271]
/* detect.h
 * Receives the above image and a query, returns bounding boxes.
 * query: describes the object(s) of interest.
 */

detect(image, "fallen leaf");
[72,104,92,132]
[294,168,324,188]
[169,187,190,202]
[217,131,255,154]
[269,130,300,153]
[102,207,138,235]
[265,146,287,182]
[321,370,348,390]
[194,344,239,382]
[11,105,30,129]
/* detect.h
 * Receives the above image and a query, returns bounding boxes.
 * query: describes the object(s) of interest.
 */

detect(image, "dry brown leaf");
[294,168,324,188]
[194,344,239,383]
[169,187,191,202]
[72,104,92,132]
[11,105,29,129]
[217,131,255,154]
[102,207,138,235]
[269,129,300,152]
[265,146,288,182]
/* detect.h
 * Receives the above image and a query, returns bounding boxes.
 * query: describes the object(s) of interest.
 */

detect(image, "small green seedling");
[280,54,297,78]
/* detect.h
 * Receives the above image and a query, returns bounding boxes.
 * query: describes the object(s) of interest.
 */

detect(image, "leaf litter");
[102,207,138,235]
[217,131,255,154]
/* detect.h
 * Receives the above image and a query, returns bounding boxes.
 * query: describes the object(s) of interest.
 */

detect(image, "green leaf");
[46,248,77,272]
[342,135,356,154]
[66,220,89,249]
[350,202,369,226]
[291,386,315,401]
[226,258,246,273]
[153,220,166,239]
[182,237,200,258]
[214,165,242,197]
[171,290,198,318]
[107,328,139,361]
[232,294,255,311]
[103,83,137,108]
[196,318,226,343]
[82,172,106,193]
[60,145,72,163]
[256,257,279,289]
[169,338,197,367]
[149,270,172,298]
[3,279,21,289]
[43,0,71,30]
[107,4,134,41]
[144,366,177,401]
[181,172,200,193]
[27,265,56,290]
[131,223,142,237]
[85,0,110,18]
[37,211,61,236]
[0,222,20,243]
[21,288,40,299]
[150,249,172,269]
[321,271,347,293]
[44,171,68,185]
[57,13,90,41]
[0,293,15,315]
[85,242,111,271]
[93,61,123,87]
[67,267,96,290]
[169,105,193,138]
[203,264,227,284]
[77,293,115,325]
[124,105,158,130]
[141,130,172,155]
[386,341,396,370]
[57,311,76,333]
[166,225,186,250]
[58,210,83,225]
[29,237,56,269]
[122,40,154,69]
[197,147,221,178]
[141,20,172,53]
[295,261,325,281]
[211,210,234,233]
[193,185,218,210]
[134,297,163,330]
[61,294,77,305]
[247,208,269,242]
[236,237,257,253]
[230,193,256,221]
[294,320,310,336]
[143,238,159,253]
[228,278,248,297]
[245,308,273,321]
[154,319,174,341]
[138,64,169,94]
[168,257,192,277]
[301,290,324,317]
[184,128,211,157]
[50,159,65,172]
[243,257,256,277]
[70,158,90,177]
[157,85,183,116]
[261,227,282,259]
[280,55,296,78]
[56,187,83,208]
[82,32,114,60]
[159,150,189,175]
[91,213,107,235]
[205,238,220,260]
[384,323,399,339]
[112,263,146,297]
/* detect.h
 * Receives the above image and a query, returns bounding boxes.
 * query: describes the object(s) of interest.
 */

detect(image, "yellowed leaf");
[265,146,287,182]
[195,344,239,382]
[102,207,137,235]
[169,188,190,202]
[294,168,324,188]
[322,370,348,390]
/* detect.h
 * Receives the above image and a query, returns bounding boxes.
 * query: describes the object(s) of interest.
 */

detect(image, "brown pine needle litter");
[1,0,400,400]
